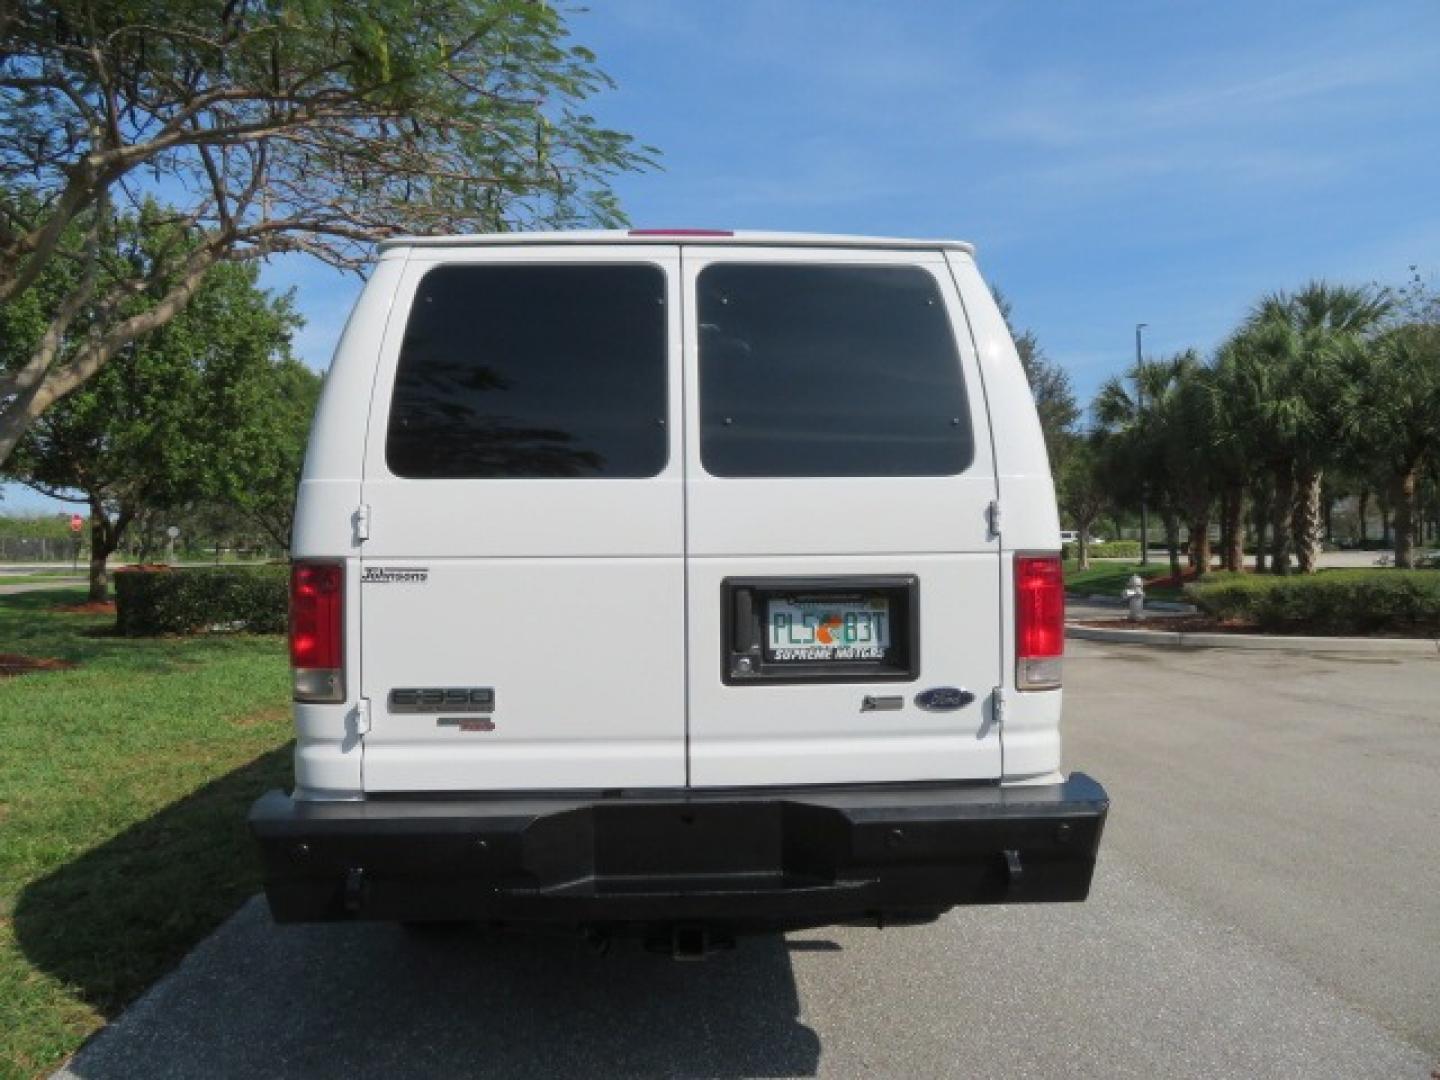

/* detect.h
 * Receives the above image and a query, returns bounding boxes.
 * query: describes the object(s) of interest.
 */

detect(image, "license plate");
[765,596,891,662]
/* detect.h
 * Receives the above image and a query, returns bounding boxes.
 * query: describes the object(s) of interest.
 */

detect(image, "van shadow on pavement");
[56,900,823,1079]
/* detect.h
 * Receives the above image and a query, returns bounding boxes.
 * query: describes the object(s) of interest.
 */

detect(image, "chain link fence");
[0,536,87,562]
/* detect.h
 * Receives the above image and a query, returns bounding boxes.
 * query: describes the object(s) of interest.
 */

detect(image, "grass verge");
[0,588,291,1079]
[1063,560,1189,601]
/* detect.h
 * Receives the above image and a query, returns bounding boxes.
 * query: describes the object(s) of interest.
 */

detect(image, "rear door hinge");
[353,503,371,543]
[992,686,1006,729]
[987,499,1002,540]
[353,697,371,736]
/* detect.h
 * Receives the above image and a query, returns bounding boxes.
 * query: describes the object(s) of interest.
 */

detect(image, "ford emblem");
[914,687,975,711]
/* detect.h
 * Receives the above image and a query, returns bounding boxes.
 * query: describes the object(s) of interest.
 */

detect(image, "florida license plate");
[765,596,892,662]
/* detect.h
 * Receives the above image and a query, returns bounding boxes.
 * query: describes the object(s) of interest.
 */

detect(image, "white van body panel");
[681,247,1002,786]
[288,253,410,799]
[945,252,1064,780]
[356,245,687,791]
[292,251,408,558]
[379,230,975,255]
[289,232,1063,798]
[945,253,1061,548]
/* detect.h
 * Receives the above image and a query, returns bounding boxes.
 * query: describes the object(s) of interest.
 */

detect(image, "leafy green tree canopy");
[0,0,652,463]
[992,288,1080,468]
[211,353,322,550]
[2,237,302,598]
[1056,434,1113,570]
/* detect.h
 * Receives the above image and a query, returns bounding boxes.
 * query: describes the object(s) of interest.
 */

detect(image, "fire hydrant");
[1122,574,1146,622]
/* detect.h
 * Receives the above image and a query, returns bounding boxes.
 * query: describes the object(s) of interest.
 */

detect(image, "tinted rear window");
[386,264,668,479]
[697,264,972,477]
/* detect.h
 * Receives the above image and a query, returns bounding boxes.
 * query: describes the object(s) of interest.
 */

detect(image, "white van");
[251,230,1107,949]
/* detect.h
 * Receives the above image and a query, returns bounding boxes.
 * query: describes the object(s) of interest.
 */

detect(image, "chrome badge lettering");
[390,687,495,713]
[362,566,429,584]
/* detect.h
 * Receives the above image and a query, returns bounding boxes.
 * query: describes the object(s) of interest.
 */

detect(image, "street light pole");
[1135,323,1150,566]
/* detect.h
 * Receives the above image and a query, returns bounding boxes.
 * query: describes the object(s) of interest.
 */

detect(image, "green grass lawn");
[1063,560,1189,601]
[0,588,291,1079]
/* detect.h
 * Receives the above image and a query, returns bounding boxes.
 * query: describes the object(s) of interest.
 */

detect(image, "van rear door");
[357,246,686,791]
[681,247,1003,787]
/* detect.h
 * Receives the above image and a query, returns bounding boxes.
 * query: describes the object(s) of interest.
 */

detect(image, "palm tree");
[1094,352,1212,577]
[1164,354,1220,572]
[1213,325,1296,572]
[1208,337,1258,571]
[1240,282,1391,573]
[1347,323,1440,568]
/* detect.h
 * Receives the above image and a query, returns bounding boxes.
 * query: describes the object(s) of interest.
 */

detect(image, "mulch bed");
[52,600,116,615]
[1076,616,1258,634]
[1141,569,1203,591]
[0,653,78,677]
[1075,616,1437,639]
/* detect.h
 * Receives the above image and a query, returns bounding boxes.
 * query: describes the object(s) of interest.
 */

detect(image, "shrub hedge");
[1061,540,1141,560]
[115,565,288,636]
[1185,570,1440,636]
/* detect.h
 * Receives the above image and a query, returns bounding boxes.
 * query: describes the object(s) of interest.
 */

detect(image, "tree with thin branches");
[0,0,653,465]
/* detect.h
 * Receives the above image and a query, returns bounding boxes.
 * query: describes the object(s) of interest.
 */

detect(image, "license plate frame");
[721,576,920,685]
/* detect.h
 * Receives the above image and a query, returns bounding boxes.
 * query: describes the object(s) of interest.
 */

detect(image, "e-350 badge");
[361,566,429,584]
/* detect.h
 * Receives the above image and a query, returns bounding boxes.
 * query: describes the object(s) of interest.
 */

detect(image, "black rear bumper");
[249,773,1107,929]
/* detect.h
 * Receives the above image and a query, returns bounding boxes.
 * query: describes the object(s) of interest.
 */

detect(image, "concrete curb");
[1067,623,1440,656]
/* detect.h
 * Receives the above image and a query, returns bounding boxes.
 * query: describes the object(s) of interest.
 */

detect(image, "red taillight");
[290,561,343,702]
[1015,554,1064,690]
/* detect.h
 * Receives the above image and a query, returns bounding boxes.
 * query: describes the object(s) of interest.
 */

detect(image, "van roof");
[378,230,975,255]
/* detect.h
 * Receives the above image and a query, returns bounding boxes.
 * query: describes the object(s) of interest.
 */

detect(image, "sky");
[6,0,1439,513]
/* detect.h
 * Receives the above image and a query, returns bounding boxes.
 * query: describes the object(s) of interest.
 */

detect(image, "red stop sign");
[69,514,83,533]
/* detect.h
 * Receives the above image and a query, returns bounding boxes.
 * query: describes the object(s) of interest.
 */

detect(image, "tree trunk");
[1077,532,1090,571]
[1392,466,1418,570]
[87,499,115,602]
[84,496,133,602]
[1251,487,1268,573]
[1220,484,1244,572]
[1290,465,1323,574]
[1357,488,1369,545]
[1270,466,1293,575]
[1163,511,1182,578]
[1188,515,1212,575]
[87,542,110,602]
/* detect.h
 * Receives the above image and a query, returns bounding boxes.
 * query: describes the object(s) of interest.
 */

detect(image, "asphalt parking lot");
[57,640,1439,1079]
